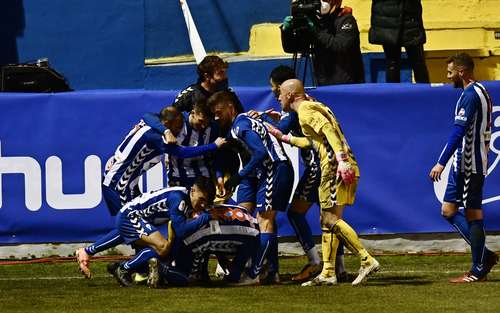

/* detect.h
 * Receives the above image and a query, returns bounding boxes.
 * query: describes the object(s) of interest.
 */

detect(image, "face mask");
[320,1,331,15]
[214,78,229,92]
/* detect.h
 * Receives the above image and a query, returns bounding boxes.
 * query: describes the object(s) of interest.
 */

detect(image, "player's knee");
[441,202,458,218]
[320,214,339,229]
[157,240,172,257]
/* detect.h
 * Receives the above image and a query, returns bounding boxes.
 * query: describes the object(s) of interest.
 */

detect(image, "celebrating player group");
[75,52,497,288]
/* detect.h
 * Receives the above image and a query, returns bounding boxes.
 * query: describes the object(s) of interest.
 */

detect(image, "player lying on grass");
[75,177,216,284]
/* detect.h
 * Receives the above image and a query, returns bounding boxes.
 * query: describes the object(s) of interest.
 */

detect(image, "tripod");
[292,44,317,88]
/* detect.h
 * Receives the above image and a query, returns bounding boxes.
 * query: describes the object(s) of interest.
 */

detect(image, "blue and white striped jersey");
[120,187,189,222]
[103,122,217,204]
[168,114,219,184]
[452,82,493,175]
[230,114,289,177]
[261,110,320,171]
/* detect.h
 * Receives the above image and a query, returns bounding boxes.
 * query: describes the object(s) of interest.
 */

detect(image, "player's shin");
[331,219,371,264]
[321,228,339,277]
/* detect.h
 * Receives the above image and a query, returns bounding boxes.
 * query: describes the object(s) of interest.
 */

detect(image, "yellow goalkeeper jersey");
[291,100,359,177]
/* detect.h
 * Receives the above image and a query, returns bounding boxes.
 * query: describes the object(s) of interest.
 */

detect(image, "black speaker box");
[1,64,72,92]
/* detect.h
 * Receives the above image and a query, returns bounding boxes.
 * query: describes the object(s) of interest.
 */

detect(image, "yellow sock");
[332,219,372,263]
[321,229,339,277]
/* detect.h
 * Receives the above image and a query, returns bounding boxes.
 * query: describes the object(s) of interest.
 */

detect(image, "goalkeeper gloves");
[335,152,355,184]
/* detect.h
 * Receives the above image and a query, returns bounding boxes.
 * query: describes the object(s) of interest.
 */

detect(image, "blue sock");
[123,247,159,272]
[267,232,279,275]
[446,211,495,259]
[159,262,189,286]
[445,211,471,245]
[336,242,344,256]
[287,210,315,252]
[469,220,486,275]
[250,233,273,278]
[85,229,123,255]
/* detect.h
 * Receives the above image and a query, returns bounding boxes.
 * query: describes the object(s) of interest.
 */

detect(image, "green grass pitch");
[1,255,499,313]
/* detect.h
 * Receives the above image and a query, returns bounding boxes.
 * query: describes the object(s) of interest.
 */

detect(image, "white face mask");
[320,0,331,15]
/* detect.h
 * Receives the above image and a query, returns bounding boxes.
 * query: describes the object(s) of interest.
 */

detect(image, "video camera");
[281,0,321,54]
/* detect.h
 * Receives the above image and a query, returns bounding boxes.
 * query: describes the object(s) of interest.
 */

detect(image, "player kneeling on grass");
[75,177,216,287]
[146,203,260,288]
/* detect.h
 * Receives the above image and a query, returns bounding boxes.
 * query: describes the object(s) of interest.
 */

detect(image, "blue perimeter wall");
[1,82,500,244]
[1,1,412,90]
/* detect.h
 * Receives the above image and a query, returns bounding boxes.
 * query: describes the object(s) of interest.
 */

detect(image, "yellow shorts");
[319,174,358,209]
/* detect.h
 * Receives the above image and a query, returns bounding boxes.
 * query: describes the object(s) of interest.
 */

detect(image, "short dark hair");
[159,106,182,123]
[193,176,216,205]
[192,99,213,119]
[207,91,244,114]
[447,53,474,71]
[197,55,228,80]
[270,65,296,85]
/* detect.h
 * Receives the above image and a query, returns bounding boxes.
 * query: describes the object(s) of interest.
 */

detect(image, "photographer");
[281,0,364,86]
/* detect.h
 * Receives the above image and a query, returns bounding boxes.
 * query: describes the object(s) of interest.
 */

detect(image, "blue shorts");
[444,169,484,209]
[116,210,158,244]
[237,161,294,213]
[293,165,320,203]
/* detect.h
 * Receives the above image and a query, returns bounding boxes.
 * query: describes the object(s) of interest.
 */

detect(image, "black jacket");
[172,82,211,113]
[311,10,365,85]
[369,0,426,46]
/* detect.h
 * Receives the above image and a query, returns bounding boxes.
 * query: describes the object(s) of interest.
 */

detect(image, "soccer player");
[270,79,379,286]
[142,100,222,188]
[147,203,260,288]
[208,91,294,285]
[75,176,216,286]
[247,65,323,282]
[429,52,498,283]
[173,55,233,113]
[101,106,225,216]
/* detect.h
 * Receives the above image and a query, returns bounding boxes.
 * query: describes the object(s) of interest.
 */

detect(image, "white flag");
[180,0,207,64]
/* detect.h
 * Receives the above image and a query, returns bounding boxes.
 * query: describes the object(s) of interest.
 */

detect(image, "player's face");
[166,115,184,136]
[190,184,209,213]
[208,67,229,91]
[270,78,280,99]
[212,103,235,131]
[190,111,209,131]
[447,62,463,89]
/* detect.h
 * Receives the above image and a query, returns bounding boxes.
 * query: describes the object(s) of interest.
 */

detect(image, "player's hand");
[264,109,281,121]
[265,123,283,140]
[429,163,445,182]
[214,137,227,148]
[282,16,293,31]
[216,177,226,198]
[336,152,355,184]
[224,173,242,193]
[247,110,261,119]
[164,129,177,144]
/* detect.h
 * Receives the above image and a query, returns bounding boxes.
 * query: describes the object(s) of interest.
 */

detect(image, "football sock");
[446,211,495,258]
[306,246,322,265]
[446,211,471,245]
[321,229,339,277]
[469,219,486,275]
[336,242,345,274]
[123,247,160,272]
[249,232,273,278]
[267,232,279,275]
[85,229,123,255]
[287,209,316,254]
[158,262,189,286]
[331,219,371,264]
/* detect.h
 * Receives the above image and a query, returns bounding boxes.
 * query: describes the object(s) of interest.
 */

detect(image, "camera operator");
[281,0,364,86]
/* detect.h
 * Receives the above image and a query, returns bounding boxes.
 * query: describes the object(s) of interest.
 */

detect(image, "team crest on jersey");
[178,200,186,212]
[341,23,353,30]
[458,108,466,116]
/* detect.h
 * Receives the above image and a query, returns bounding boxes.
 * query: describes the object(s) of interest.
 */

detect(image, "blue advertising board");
[1,83,499,244]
